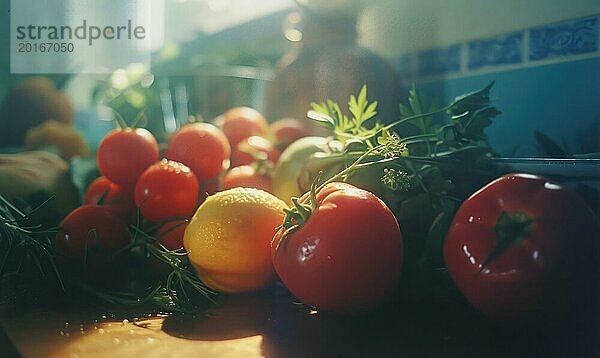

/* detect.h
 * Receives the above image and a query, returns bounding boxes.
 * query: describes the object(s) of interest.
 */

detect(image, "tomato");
[97,128,159,189]
[84,176,136,220]
[230,135,280,168]
[220,107,268,150]
[270,118,310,151]
[271,182,403,314]
[167,122,231,182]
[221,165,272,193]
[444,173,600,322]
[134,159,199,222]
[55,204,129,266]
[156,220,188,250]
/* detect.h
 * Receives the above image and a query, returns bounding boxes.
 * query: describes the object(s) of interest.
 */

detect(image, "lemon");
[184,187,287,293]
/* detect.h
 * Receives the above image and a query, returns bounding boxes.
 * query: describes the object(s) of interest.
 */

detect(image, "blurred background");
[0,0,599,157]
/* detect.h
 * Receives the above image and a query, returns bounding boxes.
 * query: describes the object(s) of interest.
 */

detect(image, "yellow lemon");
[184,187,287,293]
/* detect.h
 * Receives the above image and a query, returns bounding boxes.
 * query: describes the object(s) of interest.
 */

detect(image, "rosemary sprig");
[0,194,63,309]
[0,193,215,313]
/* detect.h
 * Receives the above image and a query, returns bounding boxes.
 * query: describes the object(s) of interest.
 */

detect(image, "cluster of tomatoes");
[53,106,599,323]
[55,107,309,272]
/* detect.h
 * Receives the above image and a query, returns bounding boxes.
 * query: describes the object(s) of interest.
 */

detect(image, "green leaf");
[399,103,412,118]
[455,106,501,140]
[364,101,378,121]
[448,81,494,116]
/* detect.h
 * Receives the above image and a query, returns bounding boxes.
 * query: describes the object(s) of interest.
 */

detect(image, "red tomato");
[270,118,310,151]
[198,177,219,204]
[230,135,280,168]
[134,159,199,222]
[84,176,136,220]
[271,182,403,314]
[220,107,268,150]
[55,204,129,265]
[444,173,600,322]
[167,122,231,182]
[97,128,159,189]
[221,165,272,193]
[156,220,188,250]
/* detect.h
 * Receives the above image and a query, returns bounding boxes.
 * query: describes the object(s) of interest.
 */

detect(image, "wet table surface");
[1,286,598,357]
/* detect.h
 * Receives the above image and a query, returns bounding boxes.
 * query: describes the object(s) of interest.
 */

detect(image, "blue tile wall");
[530,16,598,61]
[417,44,461,77]
[394,15,600,80]
[393,14,600,158]
[468,32,523,70]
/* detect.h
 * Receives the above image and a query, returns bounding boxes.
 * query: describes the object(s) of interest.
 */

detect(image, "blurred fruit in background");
[0,151,80,220]
[0,76,75,149]
[222,165,272,193]
[230,135,279,168]
[272,136,331,204]
[167,122,231,183]
[270,117,311,152]
[25,120,91,160]
[219,106,268,150]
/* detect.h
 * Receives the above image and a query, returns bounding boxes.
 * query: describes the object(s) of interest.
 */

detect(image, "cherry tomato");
[444,173,600,322]
[84,176,136,220]
[230,135,280,168]
[134,159,199,222]
[55,204,129,265]
[220,107,268,150]
[97,128,159,189]
[167,122,231,182]
[221,165,272,193]
[271,182,403,314]
[156,220,188,250]
[270,118,310,151]
[198,177,219,204]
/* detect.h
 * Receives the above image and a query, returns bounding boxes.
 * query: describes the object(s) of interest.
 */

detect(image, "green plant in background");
[92,64,164,138]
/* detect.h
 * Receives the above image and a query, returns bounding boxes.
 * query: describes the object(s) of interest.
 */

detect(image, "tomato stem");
[480,211,534,270]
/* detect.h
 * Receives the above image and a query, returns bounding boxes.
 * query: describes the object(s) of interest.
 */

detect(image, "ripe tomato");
[134,159,199,222]
[55,204,129,266]
[270,118,310,151]
[97,128,159,189]
[167,122,231,182]
[220,106,268,150]
[84,176,136,220]
[156,220,188,250]
[230,135,280,168]
[444,173,600,322]
[221,165,272,193]
[271,182,403,314]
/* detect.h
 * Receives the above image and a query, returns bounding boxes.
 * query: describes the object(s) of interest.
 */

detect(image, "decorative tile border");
[417,44,461,77]
[468,32,523,70]
[395,15,600,81]
[529,16,598,61]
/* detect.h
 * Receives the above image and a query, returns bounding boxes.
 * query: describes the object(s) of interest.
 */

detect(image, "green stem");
[315,145,383,192]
